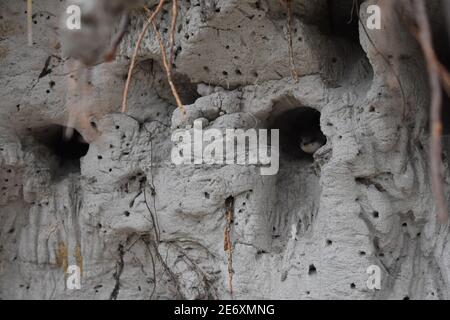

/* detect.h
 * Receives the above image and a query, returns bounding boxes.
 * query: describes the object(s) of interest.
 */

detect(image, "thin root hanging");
[122,0,185,115]
[224,196,234,297]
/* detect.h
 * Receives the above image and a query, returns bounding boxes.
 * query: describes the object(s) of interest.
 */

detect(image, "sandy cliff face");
[0,0,449,299]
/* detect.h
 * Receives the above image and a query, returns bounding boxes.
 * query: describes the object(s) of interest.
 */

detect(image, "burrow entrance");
[268,100,326,161]
[33,125,89,176]
[267,98,326,248]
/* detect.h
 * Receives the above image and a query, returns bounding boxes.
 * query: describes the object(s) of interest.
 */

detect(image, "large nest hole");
[33,125,89,175]
[268,102,325,249]
[269,104,326,161]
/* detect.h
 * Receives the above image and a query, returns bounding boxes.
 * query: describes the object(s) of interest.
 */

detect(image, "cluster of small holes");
[1,168,20,198]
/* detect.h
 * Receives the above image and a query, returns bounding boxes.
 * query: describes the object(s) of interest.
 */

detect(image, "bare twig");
[141,134,162,244]
[145,5,186,115]
[150,240,185,299]
[412,0,448,222]
[121,0,166,113]
[224,197,234,297]
[144,185,161,243]
[168,241,218,300]
[169,0,179,69]
[139,235,158,299]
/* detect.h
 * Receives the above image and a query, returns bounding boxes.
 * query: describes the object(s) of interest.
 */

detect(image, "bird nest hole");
[32,125,90,177]
[267,99,326,247]
[268,102,326,162]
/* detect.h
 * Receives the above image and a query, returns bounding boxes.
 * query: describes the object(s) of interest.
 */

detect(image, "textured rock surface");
[1,0,450,299]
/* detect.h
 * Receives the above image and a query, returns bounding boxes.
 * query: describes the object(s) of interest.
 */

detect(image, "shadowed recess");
[33,125,89,174]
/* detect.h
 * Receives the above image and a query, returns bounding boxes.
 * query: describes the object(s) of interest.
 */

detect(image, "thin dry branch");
[143,238,185,299]
[224,197,234,297]
[413,0,449,223]
[168,241,218,299]
[121,0,166,113]
[145,5,186,115]
[169,0,179,69]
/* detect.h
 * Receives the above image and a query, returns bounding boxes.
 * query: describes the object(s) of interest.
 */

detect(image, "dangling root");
[411,0,449,223]
[122,0,185,115]
[168,0,179,69]
[121,0,166,113]
[146,5,186,115]
[224,197,234,297]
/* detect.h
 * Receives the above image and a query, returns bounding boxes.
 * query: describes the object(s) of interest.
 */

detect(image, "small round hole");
[308,264,317,275]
